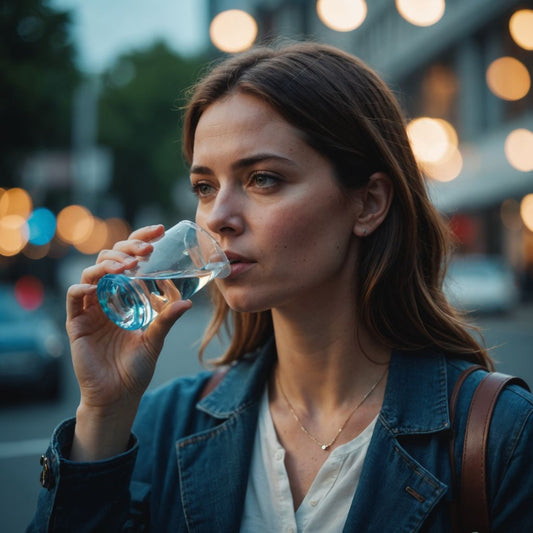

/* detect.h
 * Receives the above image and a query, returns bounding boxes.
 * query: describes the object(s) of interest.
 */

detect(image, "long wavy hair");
[182,42,492,370]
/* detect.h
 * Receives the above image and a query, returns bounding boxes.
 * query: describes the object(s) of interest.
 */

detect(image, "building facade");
[207,0,533,293]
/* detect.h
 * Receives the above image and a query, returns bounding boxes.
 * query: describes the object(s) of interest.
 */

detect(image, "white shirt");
[240,388,377,533]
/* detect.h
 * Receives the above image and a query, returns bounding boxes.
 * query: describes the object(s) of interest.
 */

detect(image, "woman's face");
[191,91,360,313]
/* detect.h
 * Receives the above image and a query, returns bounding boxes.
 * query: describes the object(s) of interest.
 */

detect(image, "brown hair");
[182,41,492,370]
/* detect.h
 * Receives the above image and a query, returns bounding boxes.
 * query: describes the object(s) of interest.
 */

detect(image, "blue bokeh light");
[27,207,57,246]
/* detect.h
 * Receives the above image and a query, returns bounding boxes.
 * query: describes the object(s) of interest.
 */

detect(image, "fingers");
[128,224,164,241]
[81,257,138,285]
[66,283,97,320]
[81,225,165,285]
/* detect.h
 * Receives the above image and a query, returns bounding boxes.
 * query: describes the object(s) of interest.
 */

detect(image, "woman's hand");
[66,225,192,460]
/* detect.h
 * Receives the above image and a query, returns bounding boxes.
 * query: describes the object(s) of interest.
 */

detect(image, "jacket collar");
[381,348,451,435]
[199,338,451,435]
[197,337,277,419]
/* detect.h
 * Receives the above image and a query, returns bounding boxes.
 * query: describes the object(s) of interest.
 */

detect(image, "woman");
[29,42,533,532]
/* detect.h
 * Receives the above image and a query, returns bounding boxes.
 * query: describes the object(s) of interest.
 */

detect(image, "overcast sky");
[51,0,209,73]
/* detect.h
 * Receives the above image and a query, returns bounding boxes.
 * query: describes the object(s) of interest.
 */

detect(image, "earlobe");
[353,172,393,237]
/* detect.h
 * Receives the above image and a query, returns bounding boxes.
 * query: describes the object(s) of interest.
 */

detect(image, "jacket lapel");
[343,351,451,532]
[176,405,258,532]
[176,340,276,533]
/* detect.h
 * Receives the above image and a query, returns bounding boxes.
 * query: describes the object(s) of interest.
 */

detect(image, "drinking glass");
[97,220,230,330]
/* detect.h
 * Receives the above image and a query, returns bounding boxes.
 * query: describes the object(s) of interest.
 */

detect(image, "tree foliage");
[0,0,80,184]
[98,42,209,222]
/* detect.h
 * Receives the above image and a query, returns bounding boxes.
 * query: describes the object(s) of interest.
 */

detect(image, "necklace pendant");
[321,444,329,450]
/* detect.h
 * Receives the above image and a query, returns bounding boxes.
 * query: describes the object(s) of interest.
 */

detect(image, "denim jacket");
[28,339,533,532]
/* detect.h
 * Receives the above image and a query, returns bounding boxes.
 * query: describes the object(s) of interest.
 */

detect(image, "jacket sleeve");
[490,387,533,532]
[26,418,148,533]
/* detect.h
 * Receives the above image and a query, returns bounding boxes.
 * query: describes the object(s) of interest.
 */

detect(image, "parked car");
[0,283,66,400]
[443,255,520,314]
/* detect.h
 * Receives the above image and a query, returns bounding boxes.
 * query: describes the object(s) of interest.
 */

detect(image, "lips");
[223,251,255,277]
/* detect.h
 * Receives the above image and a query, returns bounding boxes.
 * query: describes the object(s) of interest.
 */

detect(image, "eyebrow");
[190,152,298,175]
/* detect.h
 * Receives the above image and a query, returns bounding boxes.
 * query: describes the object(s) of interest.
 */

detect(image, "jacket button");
[40,454,53,489]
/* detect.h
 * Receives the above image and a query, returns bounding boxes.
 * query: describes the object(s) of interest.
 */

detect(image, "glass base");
[97,274,153,330]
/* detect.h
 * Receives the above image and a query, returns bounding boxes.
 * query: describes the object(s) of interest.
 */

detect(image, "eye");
[249,172,280,189]
[191,181,215,198]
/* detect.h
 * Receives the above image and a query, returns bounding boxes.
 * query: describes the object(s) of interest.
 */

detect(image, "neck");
[271,297,390,410]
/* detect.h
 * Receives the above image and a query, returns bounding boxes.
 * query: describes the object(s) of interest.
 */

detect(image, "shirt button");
[275,450,284,461]
[287,528,295,533]
[310,499,318,507]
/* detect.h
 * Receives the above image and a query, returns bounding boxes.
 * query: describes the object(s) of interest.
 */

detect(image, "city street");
[1,300,532,532]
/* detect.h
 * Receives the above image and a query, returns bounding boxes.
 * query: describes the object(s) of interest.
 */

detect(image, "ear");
[353,172,393,237]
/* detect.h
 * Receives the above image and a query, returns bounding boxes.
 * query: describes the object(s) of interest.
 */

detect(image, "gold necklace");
[276,367,388,451]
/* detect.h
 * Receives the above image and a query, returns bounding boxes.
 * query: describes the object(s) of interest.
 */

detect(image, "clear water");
[97,263,223,330]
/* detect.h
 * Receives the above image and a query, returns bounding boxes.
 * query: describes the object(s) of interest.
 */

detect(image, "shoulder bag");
[449,365,530,532]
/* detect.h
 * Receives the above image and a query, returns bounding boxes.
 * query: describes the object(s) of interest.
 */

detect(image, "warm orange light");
[0,187,33,218]
[486,57,530,101]
[422,147,463,182]
[504,129,533,172]
[104,217,131,248]
[56,205,94,245]
[396,0,445,27]
[317,0,367,32]
[0,215,29,256]
[520,194,533,232]
[500,199,523,231]
[407,117,458,165]
[509,9,533,51]
[210,10,257,53]
[74,217,109,254]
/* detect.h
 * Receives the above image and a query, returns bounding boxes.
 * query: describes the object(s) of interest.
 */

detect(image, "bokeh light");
[500,199,523,231]
[422,147,463,182]
[486,57,530,101]
[504,129,533,172]
[56,205,94,245]
[317,0,367,32]
[27,207,57,246]
[509,9,533,51]
[0,215,29,256]
[74,216,108,254]
[104,217,131,248]
[520,194,533,232]
[396,0,445,27]
[14,275,44,310]
[0,187,33,218]
[210,10,257,53]
[407,117,458,164]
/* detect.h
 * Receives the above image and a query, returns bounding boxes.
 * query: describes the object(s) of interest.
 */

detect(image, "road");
[1,300,532,532]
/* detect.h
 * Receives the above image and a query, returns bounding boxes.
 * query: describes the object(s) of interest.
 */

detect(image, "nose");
[203,185,244,238]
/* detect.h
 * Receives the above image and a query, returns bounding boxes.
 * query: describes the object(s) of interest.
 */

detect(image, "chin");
[222,290,273,314]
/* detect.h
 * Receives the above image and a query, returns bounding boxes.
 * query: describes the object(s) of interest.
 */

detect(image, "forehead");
[192,92,307,161]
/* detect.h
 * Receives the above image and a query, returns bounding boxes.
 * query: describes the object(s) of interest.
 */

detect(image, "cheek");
[263,204,348,268]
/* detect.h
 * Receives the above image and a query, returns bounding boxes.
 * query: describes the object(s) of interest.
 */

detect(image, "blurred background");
[1,0,533,530]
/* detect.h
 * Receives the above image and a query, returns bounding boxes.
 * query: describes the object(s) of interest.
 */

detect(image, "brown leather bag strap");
[449,365,484,532]
[451,368,530,533]
[449,366,484,494]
